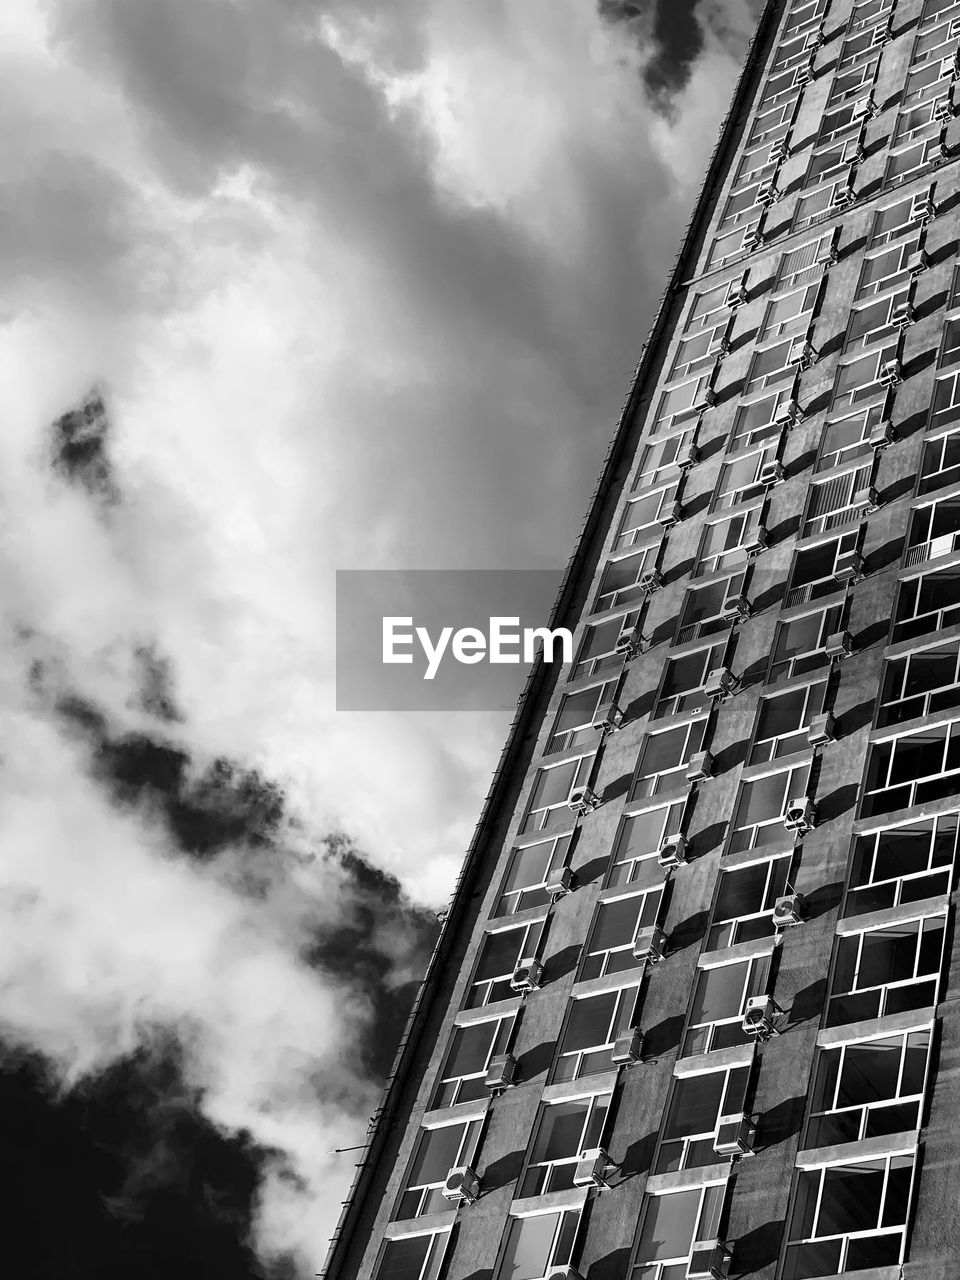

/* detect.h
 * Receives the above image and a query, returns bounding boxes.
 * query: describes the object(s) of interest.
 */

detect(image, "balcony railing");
[904,530,960,566]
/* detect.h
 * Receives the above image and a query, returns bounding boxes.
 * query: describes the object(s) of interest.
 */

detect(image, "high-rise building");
[322,1,960,1277]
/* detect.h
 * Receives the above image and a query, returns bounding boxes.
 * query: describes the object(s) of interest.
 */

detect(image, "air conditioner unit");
[714,1113,755,1158]
[687,1239,731,1280]
[742,995,777,1040]
[817,236,840,269]
[869,418,896,449]
[568,786,601,817]
[685,751,713,784]
[825,629,853,659]
[933,134,953,162]
[879,358,903,388]
[485,1053,517,1091]
[773,893,807,929]
[442,1165,480,1204]
[658,834,689,869]
[611,1027,643,1066]
[871,20,892,45]
[545,1269,585,1280]
[908,248,930,276]
[757,181,781,207]
[789,338,818,370]
[759,459,785,486]
[934,95,957,124]
[639,568,663,594]
[545,865,574,897]
[745,526,769,559]
[793,60,814,86]
[834,549,864,583]
[831,183,856,211]
[593,699,624,735]
[633,924,667,963]
[770,138,792,163]
[774,398,804,428]
[615,623,647,658]
[573,1147,611,1189]
[721,593,751,623]
[510,958,544,993]
[911,192,937,224]
[703,666,739,700]
[892,300,915,329]
[851,95,878,122]
[658,501,683,530]
[807,712,836,746]
[805,26,825,51]
[743,226,765,253]
[726,280,749,309]
[854,484,881,512]
[676,441,700,472]
[783,796,817,835]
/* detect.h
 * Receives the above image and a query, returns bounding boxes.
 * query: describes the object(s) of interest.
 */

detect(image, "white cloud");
[0,0,749,1267]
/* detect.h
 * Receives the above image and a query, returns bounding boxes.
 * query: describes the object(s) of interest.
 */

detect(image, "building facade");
[324,0,960,1277]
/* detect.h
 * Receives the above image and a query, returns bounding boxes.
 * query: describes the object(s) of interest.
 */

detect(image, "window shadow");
[835,698,876,737]
[689,821,728,860]
[544,944,582,984]
[669,910,709,954]
[864,536,904,575]
[756,1093,806,1149]
[479,1150,525,1193]
[683,492,712,521]
[586,1249,634,1280]
[515,1041,556,1085]
[711,740,749,774]
[784,976,827,1028]
[624,690,657,721]
[642,1014,684,1060]
[731,1220,785,1274]
[575,856,610,888]
[815,781,859,823]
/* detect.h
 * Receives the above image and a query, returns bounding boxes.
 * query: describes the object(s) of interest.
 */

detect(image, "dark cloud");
[600,0,705,97]
[51,392,118,503]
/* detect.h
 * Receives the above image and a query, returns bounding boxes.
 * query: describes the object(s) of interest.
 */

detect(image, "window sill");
[644,1163,731,1194]
[420,1097,491,1128]
[384,1209,458,1239]
[697,934,778,969]
[816,1005,936,1049]
[509,1186,588,1216]
[454,995,523,1027]
[541,1070,619,1104]
[795,1129,919,1169]
[835,893,948,936]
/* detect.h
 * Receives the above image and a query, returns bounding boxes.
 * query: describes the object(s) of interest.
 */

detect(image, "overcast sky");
[0,0,758,1273]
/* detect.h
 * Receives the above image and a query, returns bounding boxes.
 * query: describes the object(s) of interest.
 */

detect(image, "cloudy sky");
[0,0,758,1274]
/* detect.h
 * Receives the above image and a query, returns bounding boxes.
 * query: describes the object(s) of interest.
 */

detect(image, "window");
[914,9,960,61]
[519,1093,610,1196]
[494,835,573,916]
[894,97,944,144]
[828,56,880,106]
[696,506,764,576]
[782,1154,916,1278]
[845,813,958,916]
[655,643,727,716]
[571,611,641,681]
[546,683,617,755]
[849,0,892,31]
[931,369,960,432]
[730,390,791,451]
[373,1230,450,1280]
[497,1208,581,1280]
[718,182,763,231]
[747,338,801,393]
[520,757,593,835]
[594,545,660,613]
[652,377,713,432]
[712,446,776,511]
[808,1029,932,1149]
[730,763,811,853]
[870,195,926,248]
[632,431,695,493]
[630,1185,727,1280]
[803,464,875,536]
[787,532,860,608]
[817,101,862,147]
[432,1017,514,1107]
[750,681,827,762]
[879,639,960,726]
[784,0,827,34]
[760,64,805,110]
[922,0,960,26]
[683,954,772,1054]
[630,719,707,799]
[806,138,861,186]
[863,720,960,816]
[827,915,946,1024]
[777,235,834,290]
[845,291,908,355]
[675,573,748,645]
[885,136,940,184]
[831,344,897,413]
[794,182,844,232]
[612,486,679,553]
[905,496,960,567]
[857,234,922,298]
[771,31,814,74]
[750,99,796,146]
[395,1119,484,1219]
[903,56,953,107]
[706,221,761,271]
[580,888,665,980]
[837,29,880,70]
[939,317,960,369]
[760,285,819,342]
[735,134,785,186]
[669,324,727,382]
[893,565,960,642]
[654,1067,751,1173]
[816,404,884,472]
[608,803,685,887]
[769,604,844,682]
[707,854,792,950]
[466,921,546,1007]
[553,986,641,1082]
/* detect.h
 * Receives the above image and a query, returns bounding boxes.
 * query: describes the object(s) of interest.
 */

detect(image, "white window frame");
[893,565,960,643]
[844,289,909,355]
[831,343,898,413]
[683,954,772,1055]
[496,1207,583,1280]
[904,495,960,568]
[706,850,792,951]
[520,756,594,836]
[879,637,960,726]
[749,679,828,763]
[729,762,811,854]
[395,1117,484,1220]
[827,914,946,1025]
[769,603,845,682]
[675,575,748,646]
[612,484,679,553]
[546,683,618,756]
[712,444,777,511]
[608,803,685,888]
[553,984,642,1083]
[845,812,958,917]
[787,530,860,608]
[652,375,714,432]
[467,918,546,1007]
[580,886,666,981]
[695,505,765,576]
[519,1092,611,1197]
[865,718,960,814]
[432,1015,515,1107]
[802,463,875,536]
[494,834,574,916]
[372,1228,452,1280]
[655,642,727,717]
[631,718,707,800]
[571,610,641,682]
[816,403,884,472]
[629,1182,728,1280]
[654,1066,752,1174]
